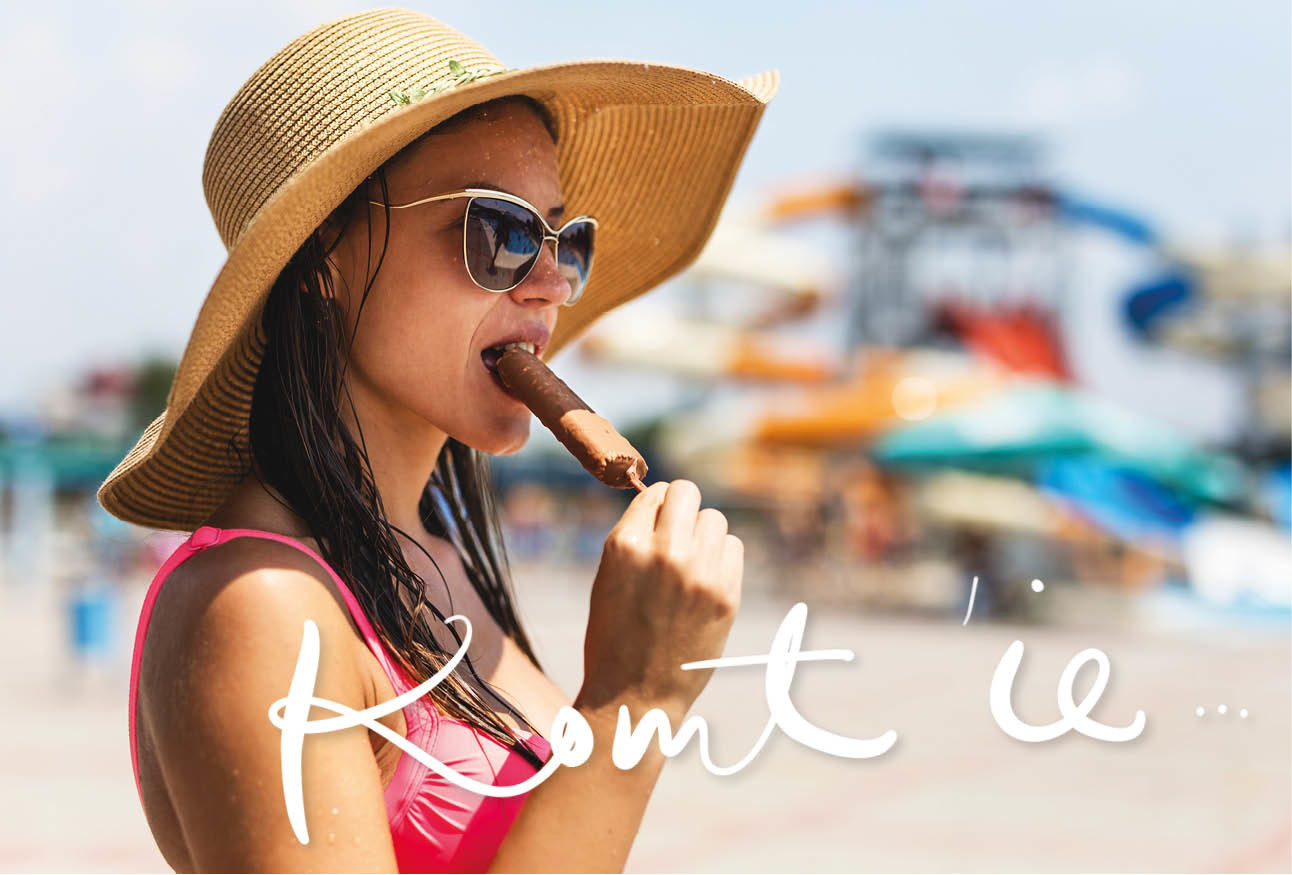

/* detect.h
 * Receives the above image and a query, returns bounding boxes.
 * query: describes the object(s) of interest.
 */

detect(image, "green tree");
[130,356,177,434]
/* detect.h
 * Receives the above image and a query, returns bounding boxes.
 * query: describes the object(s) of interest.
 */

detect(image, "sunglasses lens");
[464,196,596,304]
[464,197,543,291]
[556,221,595,305]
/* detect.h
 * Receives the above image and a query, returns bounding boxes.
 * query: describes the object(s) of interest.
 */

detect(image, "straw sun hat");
[96,6,779,532]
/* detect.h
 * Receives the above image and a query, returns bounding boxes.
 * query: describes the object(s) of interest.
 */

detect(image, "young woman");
[100,9,777,872]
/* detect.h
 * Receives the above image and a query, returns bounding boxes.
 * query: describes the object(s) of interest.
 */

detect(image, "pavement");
[1,556,1288,873]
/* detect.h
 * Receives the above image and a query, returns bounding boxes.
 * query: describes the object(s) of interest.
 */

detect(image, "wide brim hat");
[96,6,779,532]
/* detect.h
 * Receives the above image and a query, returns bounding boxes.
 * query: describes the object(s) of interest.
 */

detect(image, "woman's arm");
[487,695,678,874]
[489,480,744,873]
[142,544,400,872]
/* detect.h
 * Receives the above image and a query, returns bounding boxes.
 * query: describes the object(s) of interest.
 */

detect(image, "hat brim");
[99,59,779,531]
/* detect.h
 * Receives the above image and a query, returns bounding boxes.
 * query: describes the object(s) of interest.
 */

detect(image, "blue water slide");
[1056,193,1158,245]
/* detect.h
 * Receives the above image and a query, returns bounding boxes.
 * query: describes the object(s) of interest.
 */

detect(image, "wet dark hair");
[246,95,558,770]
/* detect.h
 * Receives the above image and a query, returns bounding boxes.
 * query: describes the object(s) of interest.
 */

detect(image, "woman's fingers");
[611,480,669,545]
[720,534,744,602]
[586,479,747,721]
[692,507,729,582]
[655,479,701,554]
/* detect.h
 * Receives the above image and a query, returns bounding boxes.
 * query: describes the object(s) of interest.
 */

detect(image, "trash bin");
[67,581,118,663]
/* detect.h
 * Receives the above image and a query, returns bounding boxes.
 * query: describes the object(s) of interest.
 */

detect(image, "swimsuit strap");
[197,526,420,693]
[128,524,421,808]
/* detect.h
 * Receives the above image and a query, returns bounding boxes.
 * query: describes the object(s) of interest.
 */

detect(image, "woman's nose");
[510,236,572,307]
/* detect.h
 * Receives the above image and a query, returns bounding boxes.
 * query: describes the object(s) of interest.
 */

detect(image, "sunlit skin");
[202,98,577,728]
[142,97,739,873]
[325,100,571,539]
[140,101,581,870]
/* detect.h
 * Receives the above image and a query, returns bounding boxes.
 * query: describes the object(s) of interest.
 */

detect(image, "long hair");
[243,96,557,770]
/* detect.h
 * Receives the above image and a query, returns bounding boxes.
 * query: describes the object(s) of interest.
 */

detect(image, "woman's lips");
[481,350,524,402]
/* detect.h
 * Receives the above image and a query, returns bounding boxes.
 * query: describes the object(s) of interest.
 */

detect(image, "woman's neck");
[337,377,449,538]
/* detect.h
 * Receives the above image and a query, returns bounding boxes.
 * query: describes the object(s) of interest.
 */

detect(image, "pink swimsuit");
[128,525,551,872]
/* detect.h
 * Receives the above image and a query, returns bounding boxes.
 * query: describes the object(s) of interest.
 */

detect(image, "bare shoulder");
[138,536,398,870]
[142,536,366,687]
[139,535,375,750]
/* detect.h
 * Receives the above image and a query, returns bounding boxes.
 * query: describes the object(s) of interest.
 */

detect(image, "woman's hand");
[577,479,744,722]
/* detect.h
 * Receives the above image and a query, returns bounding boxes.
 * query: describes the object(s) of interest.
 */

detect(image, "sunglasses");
[368,188,597,306]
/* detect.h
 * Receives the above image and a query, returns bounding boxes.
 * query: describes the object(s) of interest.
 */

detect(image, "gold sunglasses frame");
[367,188,598,305]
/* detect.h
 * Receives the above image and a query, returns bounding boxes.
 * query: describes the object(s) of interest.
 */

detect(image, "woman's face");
[327,100,569,457]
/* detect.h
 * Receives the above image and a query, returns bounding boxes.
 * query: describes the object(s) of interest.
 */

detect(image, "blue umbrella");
[1036,456,1197,545]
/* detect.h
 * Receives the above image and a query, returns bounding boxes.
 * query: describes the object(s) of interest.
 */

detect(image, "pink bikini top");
[128,525,551,872]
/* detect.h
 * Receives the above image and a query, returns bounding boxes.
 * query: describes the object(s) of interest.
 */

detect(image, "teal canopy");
[872,381,1243,504]
[0,437,135,491]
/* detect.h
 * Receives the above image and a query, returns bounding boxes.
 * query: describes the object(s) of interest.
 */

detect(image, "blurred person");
[95,10,774,872]
[951,529,1010,619]
[836,459,910,561]
[1058,516,1171,591]
[772,499,826,562]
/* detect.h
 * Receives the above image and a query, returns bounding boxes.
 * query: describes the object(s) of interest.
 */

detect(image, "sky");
[0,0,1288,415]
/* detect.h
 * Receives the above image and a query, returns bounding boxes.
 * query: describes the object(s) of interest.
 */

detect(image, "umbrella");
[873,379,1243,503]
[915,470,1070,537]
[1036,456,1197,545]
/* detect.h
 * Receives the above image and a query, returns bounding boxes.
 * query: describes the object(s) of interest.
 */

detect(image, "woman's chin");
[491,434,529,456]
[464,422,530,456]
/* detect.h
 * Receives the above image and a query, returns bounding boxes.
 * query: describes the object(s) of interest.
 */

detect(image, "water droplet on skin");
[354,836,362,846]
[331,807,339,815]
[327,833,335,844]
[1196,706,1205,717]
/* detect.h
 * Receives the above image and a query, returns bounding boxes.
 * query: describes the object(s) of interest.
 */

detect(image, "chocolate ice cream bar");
[495,347,648,491]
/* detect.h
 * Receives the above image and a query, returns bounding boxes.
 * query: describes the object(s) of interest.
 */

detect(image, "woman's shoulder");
[157,525,359,619]
[166,473,365,621]
[140,531,372,704]
[133,531,398,873]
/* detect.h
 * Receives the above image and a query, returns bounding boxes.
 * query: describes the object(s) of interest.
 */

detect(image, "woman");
[100,9,777,872]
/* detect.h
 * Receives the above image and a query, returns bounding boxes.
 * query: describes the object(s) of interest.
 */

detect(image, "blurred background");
[0,1,1288,872]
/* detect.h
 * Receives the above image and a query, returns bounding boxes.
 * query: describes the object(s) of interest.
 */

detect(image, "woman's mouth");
[481,341,536,402]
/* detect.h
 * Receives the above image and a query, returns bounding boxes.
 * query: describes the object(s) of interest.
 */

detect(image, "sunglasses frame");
[367,187,598,305]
